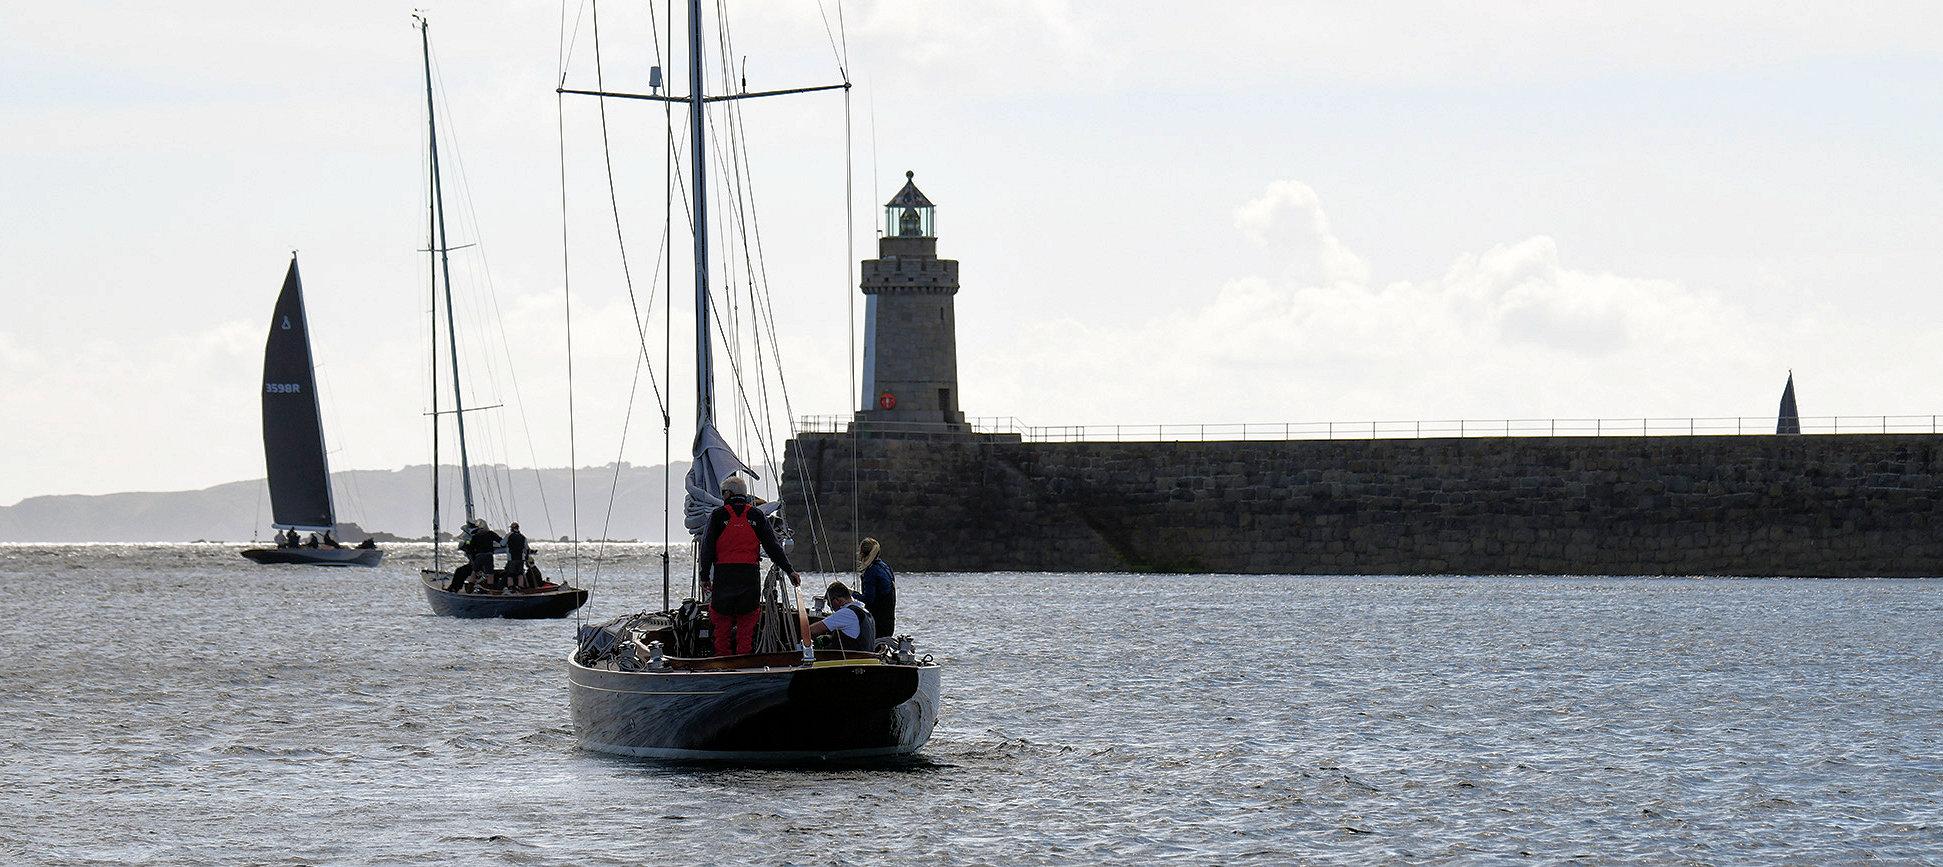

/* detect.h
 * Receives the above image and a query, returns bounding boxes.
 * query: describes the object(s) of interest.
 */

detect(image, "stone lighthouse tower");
[855,171,967,430]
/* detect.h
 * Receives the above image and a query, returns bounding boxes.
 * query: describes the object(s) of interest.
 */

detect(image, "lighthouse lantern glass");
[884,204,935,238]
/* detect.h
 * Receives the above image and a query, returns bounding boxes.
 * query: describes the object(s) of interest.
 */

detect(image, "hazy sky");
[4,1,1943,507]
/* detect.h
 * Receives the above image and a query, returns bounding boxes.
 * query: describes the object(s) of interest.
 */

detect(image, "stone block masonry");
[780,433,1943,577]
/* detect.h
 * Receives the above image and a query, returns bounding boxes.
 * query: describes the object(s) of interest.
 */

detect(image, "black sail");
[261,257,336,531]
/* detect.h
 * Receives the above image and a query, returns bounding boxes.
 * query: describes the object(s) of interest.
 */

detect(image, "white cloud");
[819,1,1943,94]
[1234,180,1369,287]
[977,179,1796,426]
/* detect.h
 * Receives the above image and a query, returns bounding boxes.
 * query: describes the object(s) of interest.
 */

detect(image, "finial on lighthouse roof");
[886,170,934,208]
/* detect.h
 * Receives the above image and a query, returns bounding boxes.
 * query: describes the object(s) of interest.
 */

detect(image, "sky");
[3,1,1942,506]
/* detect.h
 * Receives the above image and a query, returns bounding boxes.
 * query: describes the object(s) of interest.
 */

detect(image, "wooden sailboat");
[563,0,941,760]
[412,15,586,618]
[240,256,383,567]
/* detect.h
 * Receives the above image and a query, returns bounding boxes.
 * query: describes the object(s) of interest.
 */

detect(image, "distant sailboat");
[240,256,383,567]
[1777,371,1801,435]
[411,14,586,618]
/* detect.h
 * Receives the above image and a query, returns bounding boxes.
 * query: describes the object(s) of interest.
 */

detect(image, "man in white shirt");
[807,582,877,652]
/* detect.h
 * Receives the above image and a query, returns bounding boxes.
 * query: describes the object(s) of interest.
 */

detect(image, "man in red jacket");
[698,475,800,656]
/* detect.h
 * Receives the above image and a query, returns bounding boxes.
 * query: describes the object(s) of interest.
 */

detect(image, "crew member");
[807,581,877,652]
[698,475,799,656]
[468,519,501,590]
[447,519,500,592]
[856,537,896,638]
[504,522,528,591]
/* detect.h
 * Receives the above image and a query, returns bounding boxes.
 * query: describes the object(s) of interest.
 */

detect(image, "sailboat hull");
[240,547,384,567]
[420,571,589,618]
[568,655,941,760]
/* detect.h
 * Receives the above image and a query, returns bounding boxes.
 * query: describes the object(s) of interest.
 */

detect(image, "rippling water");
[2,544,1939,863]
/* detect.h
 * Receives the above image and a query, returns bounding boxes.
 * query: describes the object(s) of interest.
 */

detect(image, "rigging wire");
[841,1,860,562]
[556,0,855,595]
[690,0,852,567]
[418,28,444,560]
[716,61,838,567]
[557,0,690,610]
[559,1,581,624]
[313,362,372,527]
[592,0,670,424]
[427,45,535,529]
[557,87,582,590]
[585,0,678,592]
[662,0,675,610]
[429,75,562,535]
[250,477,264,542]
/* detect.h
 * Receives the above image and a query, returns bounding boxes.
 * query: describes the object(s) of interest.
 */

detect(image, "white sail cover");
[684,423,778,537]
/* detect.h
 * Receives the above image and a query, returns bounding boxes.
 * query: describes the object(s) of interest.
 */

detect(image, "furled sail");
[1776,372,1801,435]
[683,423,777,537]
[261,257,336,531]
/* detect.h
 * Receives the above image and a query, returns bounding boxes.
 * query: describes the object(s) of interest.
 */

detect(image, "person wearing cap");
[504,521,529,590]
[856,537,896,638]
[807,581,876,652]
[697,474,800,656]
[470,519,502,590]
[447,518,501,592]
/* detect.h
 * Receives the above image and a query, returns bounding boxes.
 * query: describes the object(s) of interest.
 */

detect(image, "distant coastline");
[0,462,704,544]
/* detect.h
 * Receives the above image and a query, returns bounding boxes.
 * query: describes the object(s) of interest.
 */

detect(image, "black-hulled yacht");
[239,257,383,568]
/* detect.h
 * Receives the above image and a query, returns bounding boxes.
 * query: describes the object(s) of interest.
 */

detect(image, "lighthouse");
[855,171,967,431]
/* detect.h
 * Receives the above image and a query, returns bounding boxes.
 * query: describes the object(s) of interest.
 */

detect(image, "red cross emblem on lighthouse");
[877,391,897,410]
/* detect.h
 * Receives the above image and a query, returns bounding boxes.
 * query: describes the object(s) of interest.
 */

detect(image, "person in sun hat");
[855,537,896,638]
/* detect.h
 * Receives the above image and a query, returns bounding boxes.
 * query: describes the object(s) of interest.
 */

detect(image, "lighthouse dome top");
[884,170,937,238]
[885,170,934,208]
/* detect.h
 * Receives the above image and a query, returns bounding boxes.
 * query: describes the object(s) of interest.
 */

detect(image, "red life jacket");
[716,502,761,565]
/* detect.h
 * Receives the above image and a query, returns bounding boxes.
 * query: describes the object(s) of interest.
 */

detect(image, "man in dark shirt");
[504,522,529,590]
[469,520,502,590]
[446,519,501,592]
[698,475,800,656]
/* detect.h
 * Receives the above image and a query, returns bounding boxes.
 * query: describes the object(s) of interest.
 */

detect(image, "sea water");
[1,544,1938,864]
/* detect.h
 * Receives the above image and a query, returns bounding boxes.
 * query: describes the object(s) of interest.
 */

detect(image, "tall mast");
[420,16,478,524]
[688,0,713,432]
[418,15,442,566]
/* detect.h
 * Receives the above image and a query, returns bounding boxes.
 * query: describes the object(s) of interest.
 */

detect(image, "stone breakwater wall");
[780,433,1943,576]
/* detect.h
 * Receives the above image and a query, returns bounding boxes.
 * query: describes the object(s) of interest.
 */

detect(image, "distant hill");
[0,462,738,543]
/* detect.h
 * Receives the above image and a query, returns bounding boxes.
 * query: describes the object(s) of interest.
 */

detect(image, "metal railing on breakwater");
[793,414,1943,443]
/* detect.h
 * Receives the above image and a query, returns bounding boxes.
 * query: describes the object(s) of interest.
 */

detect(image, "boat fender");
[647,640,668,671]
